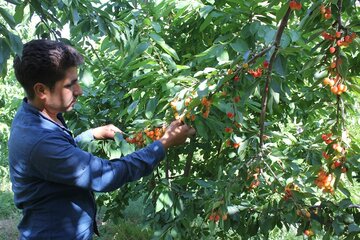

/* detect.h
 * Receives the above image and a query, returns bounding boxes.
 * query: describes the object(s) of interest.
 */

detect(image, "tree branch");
[259,7,292,150]
[183,138,196,177]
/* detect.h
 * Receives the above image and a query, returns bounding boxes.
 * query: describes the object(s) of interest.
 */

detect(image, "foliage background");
[0,0,360,239]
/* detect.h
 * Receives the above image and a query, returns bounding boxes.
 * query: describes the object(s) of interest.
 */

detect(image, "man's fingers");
[187,127,196,137]
[108,124,123,134]
[170,119,183,128]
[177,124,196,137]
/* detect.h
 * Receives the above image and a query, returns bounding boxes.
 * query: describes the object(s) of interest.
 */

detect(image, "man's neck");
[28,98,63,126]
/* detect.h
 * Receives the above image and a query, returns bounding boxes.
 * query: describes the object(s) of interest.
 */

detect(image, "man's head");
[14,39,84,113]
[14,39,84,100]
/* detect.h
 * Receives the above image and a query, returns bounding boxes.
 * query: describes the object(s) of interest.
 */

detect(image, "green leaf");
[4,0,22,4]
[216,48,229,63]
[114,132,124,145]
[338,54,349,79]
[0,7,16,29]
[156,192,173,212]
[145,97,158,119]
[150,33,179,61]
[0,39,11,69]
[135,42,150,55]
[199,5,214,18]
[62,0,72,7]
[14,4,25,24]
[276,2,289,22]
[338,184,351,198]
[250,21,260,35]
[332,220,345,235]
[348,223,360,233]
[338,198,352,209]
[314,70,328,79]
[127,100,139,115]
[161,53,176,69]
[230,39,249,54]
[194,118,208,140]
[200,14,213,32]
[151,21,161,33]
[119,140,135,156]
[71,7,80,25]
[273,54,287,77]
[80,69,94,87]
[195,179,213,188]
[280,33,291,48]
[289,30,300,42]
[265,29,276,45]
[97,16,108,35]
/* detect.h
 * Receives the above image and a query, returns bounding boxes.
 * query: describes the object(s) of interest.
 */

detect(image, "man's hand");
[159,120,196,149]
[93,124,123,140]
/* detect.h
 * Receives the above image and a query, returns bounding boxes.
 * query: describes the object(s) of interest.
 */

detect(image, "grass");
[0,216,20,240]
[0,188,21,240]
[95,219,152,240]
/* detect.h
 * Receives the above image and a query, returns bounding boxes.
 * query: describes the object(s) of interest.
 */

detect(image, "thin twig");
[209,46,272,99]
[40,16,59,41]
[337,0,343,31]
[234,46,273,76]
[86,37,118,86]
[263,158,282,185]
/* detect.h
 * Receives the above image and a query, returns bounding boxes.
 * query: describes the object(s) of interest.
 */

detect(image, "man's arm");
[31,133,165,192]
[74,129,94,143]
[30,120,195,192]
[74,124,123,143]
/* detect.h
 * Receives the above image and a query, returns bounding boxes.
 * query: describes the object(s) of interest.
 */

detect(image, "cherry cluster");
[289,0,302,10]
[283,183,299,201]
[201,97,212,119]
[125,127,166,147]
[320,4,332,19]
[208,210,228,222]
[314,169,334,194]
[321,133,347,172]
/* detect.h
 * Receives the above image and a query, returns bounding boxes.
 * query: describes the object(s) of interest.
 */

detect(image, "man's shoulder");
[9,109,74,159]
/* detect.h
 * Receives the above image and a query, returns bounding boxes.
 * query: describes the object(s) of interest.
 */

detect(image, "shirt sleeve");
[74,129,94,143]
[29,133,166,192]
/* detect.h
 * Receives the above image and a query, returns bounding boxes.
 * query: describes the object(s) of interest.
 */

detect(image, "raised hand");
[159,119,196,149]
[92,124,123,140]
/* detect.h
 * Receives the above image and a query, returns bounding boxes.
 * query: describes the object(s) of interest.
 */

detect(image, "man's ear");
[33,83,49,100]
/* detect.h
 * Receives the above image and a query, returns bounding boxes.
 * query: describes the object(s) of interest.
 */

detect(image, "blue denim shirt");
[8,98,165,239]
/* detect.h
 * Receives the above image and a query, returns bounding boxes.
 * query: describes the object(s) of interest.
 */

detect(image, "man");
[8,39,195,239]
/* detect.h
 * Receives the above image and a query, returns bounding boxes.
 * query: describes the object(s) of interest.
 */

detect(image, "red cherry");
[225,127,233,133]
[227,112,234,118]
[289,0,297,10]
[263,61,269,68]
[334,161,342,168]
[233,96,240,103]
[321,134,328,141]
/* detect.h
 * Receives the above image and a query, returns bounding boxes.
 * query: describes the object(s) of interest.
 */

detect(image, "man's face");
[45,67,82,113]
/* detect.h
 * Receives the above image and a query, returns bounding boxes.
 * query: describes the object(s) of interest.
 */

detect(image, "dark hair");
[13,39,84,99]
